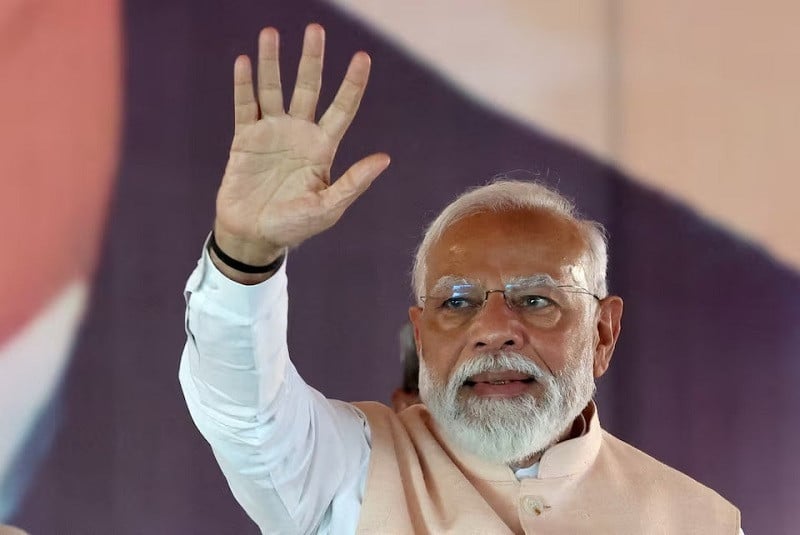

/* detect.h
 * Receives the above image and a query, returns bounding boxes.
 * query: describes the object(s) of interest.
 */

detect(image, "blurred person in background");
[391,323,421,413]
[0,0,121,520]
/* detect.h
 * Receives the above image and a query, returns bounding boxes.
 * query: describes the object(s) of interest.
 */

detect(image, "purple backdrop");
[10,1,800,533]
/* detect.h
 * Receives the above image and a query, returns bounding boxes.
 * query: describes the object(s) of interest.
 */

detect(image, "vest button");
[520,495,550,516]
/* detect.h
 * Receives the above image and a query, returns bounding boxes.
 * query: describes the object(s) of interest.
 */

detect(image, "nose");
[469,291,525,351]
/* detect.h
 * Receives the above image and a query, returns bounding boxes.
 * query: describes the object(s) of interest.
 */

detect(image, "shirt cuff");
[185,237,288,323]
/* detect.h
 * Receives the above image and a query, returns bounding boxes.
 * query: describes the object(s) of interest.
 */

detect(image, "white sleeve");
[178,248,370,533]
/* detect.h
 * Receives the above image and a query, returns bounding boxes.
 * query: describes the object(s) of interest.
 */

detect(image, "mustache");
[447,352,550,390]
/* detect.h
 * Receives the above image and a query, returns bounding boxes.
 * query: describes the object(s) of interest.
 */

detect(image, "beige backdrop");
[330,0,800,270]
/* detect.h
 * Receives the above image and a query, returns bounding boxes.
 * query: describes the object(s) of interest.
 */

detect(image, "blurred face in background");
[0,0,120,342]
[0,0,120,517]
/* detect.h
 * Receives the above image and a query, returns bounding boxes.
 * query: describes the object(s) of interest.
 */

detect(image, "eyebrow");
[428,275,472,295]
[427,273,560,295]
[505,274,559,287]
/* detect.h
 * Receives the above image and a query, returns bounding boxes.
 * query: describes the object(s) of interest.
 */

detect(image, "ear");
[408,306,423,355]
[593,296,623,378]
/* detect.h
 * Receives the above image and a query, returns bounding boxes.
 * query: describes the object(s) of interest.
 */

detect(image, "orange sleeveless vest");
[354,402,739,534]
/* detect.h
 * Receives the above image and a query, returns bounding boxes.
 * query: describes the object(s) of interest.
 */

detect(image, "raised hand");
[212,24,390,279]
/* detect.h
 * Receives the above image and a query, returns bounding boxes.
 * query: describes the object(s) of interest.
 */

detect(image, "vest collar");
[536,401,602,479]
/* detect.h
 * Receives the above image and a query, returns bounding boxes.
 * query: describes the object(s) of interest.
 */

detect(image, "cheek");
[530,316,595,371]
[417,323,464,383]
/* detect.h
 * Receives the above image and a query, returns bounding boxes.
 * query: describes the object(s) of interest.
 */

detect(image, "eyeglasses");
[420,280,600,327]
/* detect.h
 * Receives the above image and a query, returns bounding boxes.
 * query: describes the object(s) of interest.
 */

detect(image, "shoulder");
[599,429,739,515]
[352,402,436,447]
[353,401,430,426]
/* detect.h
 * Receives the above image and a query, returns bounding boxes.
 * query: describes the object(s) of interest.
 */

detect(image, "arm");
[179,24,389,532]
[179,250,370,532]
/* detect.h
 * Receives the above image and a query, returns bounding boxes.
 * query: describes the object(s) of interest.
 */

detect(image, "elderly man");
[180,24,741,534]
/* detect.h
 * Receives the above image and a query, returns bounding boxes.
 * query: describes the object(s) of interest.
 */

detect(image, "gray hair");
[411,180,609,304]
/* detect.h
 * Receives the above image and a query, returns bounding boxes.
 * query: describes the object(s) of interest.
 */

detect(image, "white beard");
[418,350,595,466]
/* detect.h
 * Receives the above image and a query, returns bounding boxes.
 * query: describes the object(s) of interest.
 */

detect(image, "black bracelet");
[208,231,285,274]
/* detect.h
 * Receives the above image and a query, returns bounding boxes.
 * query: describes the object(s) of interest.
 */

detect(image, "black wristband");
[208,231,285,274]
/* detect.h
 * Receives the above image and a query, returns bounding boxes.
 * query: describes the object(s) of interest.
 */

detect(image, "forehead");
[425,208,589,288]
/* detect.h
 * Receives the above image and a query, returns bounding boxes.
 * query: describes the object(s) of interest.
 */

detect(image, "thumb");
[321,153,391,212]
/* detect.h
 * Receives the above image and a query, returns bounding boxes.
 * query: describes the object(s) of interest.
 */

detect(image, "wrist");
[209,231,284,273]
[211,224,285,267]
[207,229,286,285]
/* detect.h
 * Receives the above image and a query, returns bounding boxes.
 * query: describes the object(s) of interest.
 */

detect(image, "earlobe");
[593,296,623,378]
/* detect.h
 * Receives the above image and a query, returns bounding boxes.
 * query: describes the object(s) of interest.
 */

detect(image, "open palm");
[214,24,390,266]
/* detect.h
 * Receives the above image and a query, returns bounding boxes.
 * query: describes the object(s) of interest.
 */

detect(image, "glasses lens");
[434,284,483,311]
[505,284,569,311]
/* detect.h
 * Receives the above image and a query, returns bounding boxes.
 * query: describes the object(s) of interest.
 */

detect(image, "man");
[180,24,741,533]
[391,323,421,413]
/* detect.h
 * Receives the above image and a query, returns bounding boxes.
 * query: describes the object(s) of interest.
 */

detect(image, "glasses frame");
[420,283,602,312]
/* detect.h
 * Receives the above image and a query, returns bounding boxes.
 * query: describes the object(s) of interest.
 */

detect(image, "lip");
[465,379,535,398]
[466,371,533,383]
[462,371,536,399]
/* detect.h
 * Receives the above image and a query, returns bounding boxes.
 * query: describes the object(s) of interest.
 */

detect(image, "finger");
[319,51,371,144]
[233,55,259,131]
[288,23,325,121]
[321,153,391,212]
[257,27,284,115]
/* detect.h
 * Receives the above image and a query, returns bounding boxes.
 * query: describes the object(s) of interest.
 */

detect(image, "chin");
[441,391,567,464]
[419,354,596,465]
